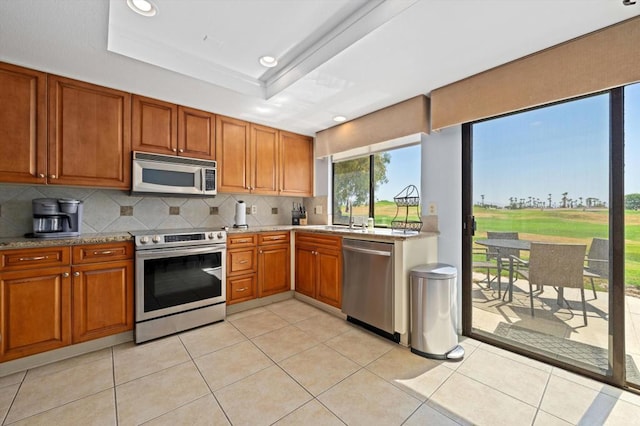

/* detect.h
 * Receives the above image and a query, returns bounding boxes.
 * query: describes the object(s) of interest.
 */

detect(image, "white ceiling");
[0,0,638,136]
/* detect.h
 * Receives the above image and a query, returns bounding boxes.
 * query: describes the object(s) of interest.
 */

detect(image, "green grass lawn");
[474,206,640,288]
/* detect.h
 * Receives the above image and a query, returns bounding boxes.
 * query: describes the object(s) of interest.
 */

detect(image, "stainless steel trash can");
[410,263,464,361]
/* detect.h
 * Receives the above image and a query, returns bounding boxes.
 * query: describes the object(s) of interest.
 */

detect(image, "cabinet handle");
[259,250,263,254]
[93,250,113,255]
[18,256,47,261]
[266,236,284,240]
[38,173,45,178]
[49,174,57,179]
[62,272,69,277]
[179,149,184,153]
[73,272,80,277]
[173,148,177,152]
[235,239,250,243]
[236,287,248,292]
[238,260,248,264]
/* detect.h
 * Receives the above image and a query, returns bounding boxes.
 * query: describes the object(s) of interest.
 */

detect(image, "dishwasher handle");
[343,245,392,257]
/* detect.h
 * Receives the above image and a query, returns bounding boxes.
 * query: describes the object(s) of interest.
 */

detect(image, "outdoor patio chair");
[583,237,609,300]
[473,246,500,292]
[511,242,589,325]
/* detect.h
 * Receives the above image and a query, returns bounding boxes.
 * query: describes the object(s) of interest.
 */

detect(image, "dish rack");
[391,184,422,233]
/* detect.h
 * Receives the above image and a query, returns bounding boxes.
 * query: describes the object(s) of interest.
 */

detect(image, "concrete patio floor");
[472,272,640,388]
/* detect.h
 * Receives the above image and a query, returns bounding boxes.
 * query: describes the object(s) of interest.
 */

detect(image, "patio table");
[475,239,532,302]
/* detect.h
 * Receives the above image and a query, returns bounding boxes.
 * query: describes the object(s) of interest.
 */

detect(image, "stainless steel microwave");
[132,151,217,196]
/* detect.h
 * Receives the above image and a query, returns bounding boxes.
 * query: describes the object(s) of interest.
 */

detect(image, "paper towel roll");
[234,200,246,227]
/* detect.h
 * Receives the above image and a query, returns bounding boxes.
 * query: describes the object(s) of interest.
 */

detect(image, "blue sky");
[376,144,421,201]
[472,83,640,207]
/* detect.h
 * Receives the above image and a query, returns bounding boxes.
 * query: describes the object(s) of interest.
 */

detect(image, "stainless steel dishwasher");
[342,239,398,341]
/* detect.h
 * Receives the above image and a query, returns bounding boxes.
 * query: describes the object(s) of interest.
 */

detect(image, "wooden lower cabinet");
[315,247,342,307]
[226,232,291,305]
[0,266,72,361]
[72,259,134,343]
[294,233,342,308]
[294,244,316,298]
[227,273,257,305]
[0,241,134,362]
[258,244,290,297]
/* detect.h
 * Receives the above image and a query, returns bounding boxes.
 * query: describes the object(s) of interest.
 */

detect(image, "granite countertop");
[227,224,438,241]
[0,232,133,251]
[0,225,438,250]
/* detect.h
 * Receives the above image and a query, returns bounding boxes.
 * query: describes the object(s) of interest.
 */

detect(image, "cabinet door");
[216,115,250,193]
[227,273,257,305]
[0,62,47,184]
[0,267,71,362]
[178,106,216,160]
[72,260,133,343]
[48,75,131,188]
[258,243,290,297]
[294,244,316,298]
[251,124,278,195]
[280,131,313,196]
[316,248,342,308]
[132,95,178,156]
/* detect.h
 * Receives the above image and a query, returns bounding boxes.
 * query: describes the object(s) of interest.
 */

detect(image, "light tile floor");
[2,298,640,425]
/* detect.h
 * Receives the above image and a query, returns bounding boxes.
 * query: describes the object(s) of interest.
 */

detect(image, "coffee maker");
[32,198,83,238]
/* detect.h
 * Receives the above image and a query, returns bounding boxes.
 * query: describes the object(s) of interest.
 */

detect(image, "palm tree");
[561,192,568,208]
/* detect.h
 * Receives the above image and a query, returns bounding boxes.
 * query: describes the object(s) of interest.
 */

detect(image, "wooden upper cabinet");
[48,75,131,189]
[216,115,251,193]
[251,124,279,195]
[132,97,216,160]
[178,106,216,160]
[280,131,313,196]
[0,62,47,184]
[132,95,178,156]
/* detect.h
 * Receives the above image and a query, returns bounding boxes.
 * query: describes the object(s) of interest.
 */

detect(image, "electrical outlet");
[314,205,323,214]
[251,205,257,214]
[428,202,437,215]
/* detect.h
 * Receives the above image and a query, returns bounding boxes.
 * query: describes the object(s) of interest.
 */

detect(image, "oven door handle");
[136,245,226,259]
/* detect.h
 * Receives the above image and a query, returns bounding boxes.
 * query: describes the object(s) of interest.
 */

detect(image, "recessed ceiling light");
[126,0,158,17]
[333,115,347,123]
[259,56,278,68]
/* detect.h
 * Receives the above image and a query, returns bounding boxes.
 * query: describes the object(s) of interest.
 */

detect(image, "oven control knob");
[152,235,161,243]
[217,232,223,240]
[139,236,149,244]
[208,232,215,240]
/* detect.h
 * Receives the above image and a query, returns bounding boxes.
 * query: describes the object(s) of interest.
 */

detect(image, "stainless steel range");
[131,228,226,343]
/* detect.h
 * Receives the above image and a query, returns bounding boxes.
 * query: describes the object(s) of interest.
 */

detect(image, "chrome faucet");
[348,199,354,229]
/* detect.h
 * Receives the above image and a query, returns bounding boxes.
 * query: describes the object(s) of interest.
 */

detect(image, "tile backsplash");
[0,184,308,237]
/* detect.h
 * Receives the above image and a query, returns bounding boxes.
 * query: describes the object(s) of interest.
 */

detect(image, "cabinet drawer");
[1,246,71,271]
[258,232,290,246]
[295,232,342,249]
[227,248,257,275]
[72,242,133,264]
[227,274,257,305]
[227,233,257,248]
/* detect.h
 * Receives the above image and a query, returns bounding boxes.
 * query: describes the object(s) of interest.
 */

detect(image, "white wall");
[421,126,463,332]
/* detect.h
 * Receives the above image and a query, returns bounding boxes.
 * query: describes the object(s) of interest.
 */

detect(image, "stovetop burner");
[130,228,227,249]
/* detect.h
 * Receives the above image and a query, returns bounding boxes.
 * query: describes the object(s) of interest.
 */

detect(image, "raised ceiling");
[0,0,638,135]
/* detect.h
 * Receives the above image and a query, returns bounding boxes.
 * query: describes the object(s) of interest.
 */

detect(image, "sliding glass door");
[464,90,626,383]
[625,82,640,389]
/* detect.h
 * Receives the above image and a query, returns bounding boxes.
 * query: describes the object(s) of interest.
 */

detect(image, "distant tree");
[548,194,552,208]
[333,153,390,216]
[561,192,569,208]
[626,193,640,210]
[481,194,485,207]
